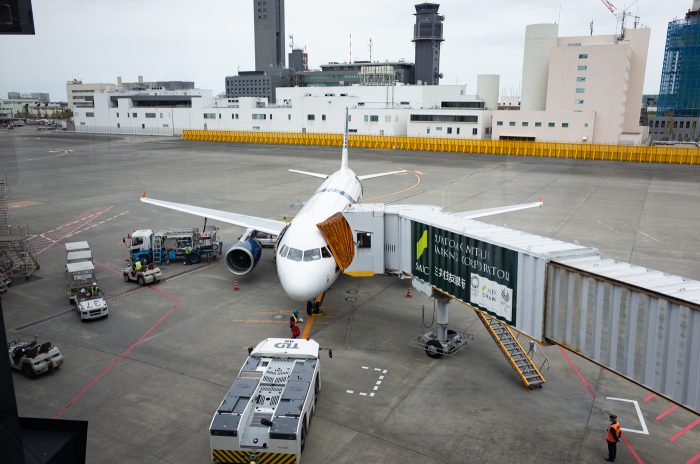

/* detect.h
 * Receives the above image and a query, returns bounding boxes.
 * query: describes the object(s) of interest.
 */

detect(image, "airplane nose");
[277,260,327,302]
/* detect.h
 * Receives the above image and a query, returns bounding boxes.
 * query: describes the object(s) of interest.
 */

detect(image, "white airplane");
[141,111,542,313]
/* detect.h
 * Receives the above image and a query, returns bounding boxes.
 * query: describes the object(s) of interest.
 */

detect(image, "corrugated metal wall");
[545,262,700,413]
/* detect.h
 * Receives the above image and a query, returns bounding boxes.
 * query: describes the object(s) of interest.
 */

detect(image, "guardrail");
[181,130,700,165]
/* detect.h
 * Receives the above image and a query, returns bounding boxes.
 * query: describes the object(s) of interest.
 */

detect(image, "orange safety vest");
[606,422,621,442]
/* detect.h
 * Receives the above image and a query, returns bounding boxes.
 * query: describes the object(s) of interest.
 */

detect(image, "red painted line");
[620,435,644,464]
[559,347,644,463]
[656,404,679,421]
[688,451,700,464]
[643,393,656,402]
[559,346,596,398]
[670,418,700,443]
[52,275,182,419]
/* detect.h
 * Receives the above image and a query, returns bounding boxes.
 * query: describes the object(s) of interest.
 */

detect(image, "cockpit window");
[303,248,321,261]
[279,244,289,257]
[287,248,302,261]
[321,247,332,258]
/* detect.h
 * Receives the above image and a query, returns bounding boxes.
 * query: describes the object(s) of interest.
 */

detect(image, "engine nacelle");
[225,238,262,275]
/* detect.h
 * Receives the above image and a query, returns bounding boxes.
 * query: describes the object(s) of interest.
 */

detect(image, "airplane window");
[279,244,289,257]
[303,248,321,261]
[321,247,332,258]
[287,248,302,261]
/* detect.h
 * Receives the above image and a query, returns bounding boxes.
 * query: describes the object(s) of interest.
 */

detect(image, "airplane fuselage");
[275,167,362,302]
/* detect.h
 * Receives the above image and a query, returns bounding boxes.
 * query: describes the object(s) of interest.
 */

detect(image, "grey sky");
[0,0,693,101]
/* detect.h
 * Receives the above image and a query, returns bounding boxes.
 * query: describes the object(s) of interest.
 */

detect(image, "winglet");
[141,192,147,199]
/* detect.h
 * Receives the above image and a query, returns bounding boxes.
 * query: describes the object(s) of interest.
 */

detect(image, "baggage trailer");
[210,338,329,464]
[66,249,92,265]
[65,241,90,254]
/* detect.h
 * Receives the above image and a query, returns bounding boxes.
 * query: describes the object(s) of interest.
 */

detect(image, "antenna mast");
[349,33,352,63]
[368,37,374,61]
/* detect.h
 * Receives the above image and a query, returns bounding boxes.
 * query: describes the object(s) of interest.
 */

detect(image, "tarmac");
[1,127,699,464]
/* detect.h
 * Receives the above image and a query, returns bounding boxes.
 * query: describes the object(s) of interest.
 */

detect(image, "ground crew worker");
[135,260,142,272]
[605,414,622,462]
[184,244,192,265]
[80,287,86,299]
[289,309,302,339]
[90,282,98,297]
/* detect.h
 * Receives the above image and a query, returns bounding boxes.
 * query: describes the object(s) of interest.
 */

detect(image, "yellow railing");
[181,130,700,165]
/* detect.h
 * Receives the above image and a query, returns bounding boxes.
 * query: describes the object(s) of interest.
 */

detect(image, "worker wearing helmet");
[289,309,303,339]
[90,282,98,297]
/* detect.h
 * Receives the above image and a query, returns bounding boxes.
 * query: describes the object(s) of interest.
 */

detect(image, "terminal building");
[73,81,498,139]
[492,24,651,145]
[649,0,700,142]
[66,77,194,109]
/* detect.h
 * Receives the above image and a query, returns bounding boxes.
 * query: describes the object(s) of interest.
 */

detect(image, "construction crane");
[598,0,640,40]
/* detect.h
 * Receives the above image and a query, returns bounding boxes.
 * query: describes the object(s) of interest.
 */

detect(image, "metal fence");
[545,261,700,413]
[76,125,178,137]
[181,130,700,165]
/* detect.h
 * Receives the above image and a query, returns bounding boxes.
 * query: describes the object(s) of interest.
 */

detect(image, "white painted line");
[369,393,375,397]
[379,375,384,380]
[362,366,369,369]
[382,369,387,374]
[373,386,378,391]
[376,381,382,385]
[597,220,616,232]
[359,392,367,396]
[606,397,649,435]
[374,368,381,371]
[639,231,660,242]
[346,390,354,394]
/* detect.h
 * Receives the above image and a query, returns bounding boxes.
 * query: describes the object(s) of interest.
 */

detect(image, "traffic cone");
[406,286,412,298]
[233,280,240,292]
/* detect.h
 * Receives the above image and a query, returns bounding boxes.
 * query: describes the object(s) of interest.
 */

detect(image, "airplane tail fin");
[341,107,349,170]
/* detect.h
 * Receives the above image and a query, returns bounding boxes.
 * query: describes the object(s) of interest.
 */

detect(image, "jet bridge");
[339,203,700,411]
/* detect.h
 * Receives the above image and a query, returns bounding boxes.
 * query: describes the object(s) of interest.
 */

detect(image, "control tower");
[412,3,444,85]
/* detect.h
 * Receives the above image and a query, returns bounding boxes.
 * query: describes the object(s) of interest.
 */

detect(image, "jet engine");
[225,238,262,275]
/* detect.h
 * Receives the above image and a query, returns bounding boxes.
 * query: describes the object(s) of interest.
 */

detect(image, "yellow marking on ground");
[344,271,375,277]
[301,315,315,339]
[233,319,329,325]
[254,309,333,315]
[364,171,422,201]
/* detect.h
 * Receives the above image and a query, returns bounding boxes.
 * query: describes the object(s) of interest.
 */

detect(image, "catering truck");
[209,338,330,464]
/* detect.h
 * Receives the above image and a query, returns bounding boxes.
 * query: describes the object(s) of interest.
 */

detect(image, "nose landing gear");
[306,292,326,316]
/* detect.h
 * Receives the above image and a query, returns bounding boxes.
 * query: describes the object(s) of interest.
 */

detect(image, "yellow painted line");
[301,315,315,339]
[364,171,422,201]
[344,271,374,277]
[232,319,329,325]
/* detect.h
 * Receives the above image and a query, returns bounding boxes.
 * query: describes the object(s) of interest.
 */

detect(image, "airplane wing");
[289,169,328,179]
[140,193,288,235]
[453,197,543,220]
[358,169,407,180]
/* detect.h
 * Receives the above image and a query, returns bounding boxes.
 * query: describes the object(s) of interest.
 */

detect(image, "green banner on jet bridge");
[412,221,518,325]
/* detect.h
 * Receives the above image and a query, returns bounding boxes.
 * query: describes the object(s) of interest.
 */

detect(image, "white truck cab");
[210,338,327,464]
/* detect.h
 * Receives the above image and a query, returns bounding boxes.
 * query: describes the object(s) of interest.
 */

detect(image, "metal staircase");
[477,311,545,389]
[152,235,162,263]
[0,170,39,281]
[0,171,7,232]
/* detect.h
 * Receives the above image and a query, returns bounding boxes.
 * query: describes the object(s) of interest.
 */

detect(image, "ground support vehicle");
[66,249,92,265]
[74,290,109,321]
[210,338,330,464]
[128,226,223,265]
[66,261,108,320]
[65,241,90,254]
[8,337,63,378]
[122,263,162,285]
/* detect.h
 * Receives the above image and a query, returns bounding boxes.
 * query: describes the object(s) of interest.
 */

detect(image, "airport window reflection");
[287,248,302,261]
[357,232,372,249]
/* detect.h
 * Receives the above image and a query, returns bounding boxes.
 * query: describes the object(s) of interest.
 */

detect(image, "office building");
[493,25,650,145]
[412,3,444,85]
[288,48,308,72]
[650,1,700,141]
[293,61,415,87]
[254,0,285,70]
[225,68,292,103]
[66,80,118,109]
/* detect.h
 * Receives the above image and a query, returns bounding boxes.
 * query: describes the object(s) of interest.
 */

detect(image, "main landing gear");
[306,292,326,316]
